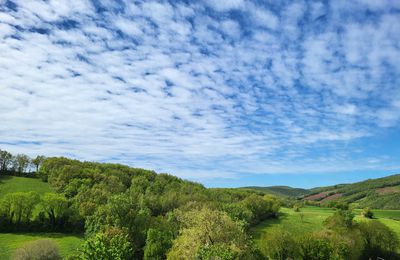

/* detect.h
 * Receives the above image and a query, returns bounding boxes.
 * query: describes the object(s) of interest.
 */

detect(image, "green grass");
[252,206,400,250]
[251,207,334,243]
[0,176,52,197]
[0,233,83,259]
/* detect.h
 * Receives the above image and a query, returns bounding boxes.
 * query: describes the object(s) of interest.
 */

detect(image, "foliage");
[0,191,40,225]
[12,239,61,260]
[361,207,374,218]
[195,244,238,260]
[324,209,354,230]
[167,207,248,260]
[357,220,400,259]
[144,228,173,260]
[42,193,69,230]
[259,228,299,260]
[79,228,133,260]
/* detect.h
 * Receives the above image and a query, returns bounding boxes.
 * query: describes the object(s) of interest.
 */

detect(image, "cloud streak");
[0,0,399,182]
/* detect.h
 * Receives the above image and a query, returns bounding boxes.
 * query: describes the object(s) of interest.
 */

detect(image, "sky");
[0,0,400,188]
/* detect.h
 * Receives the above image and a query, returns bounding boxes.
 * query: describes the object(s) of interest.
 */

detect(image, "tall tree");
[0,149,12,172]
[13,154,31,174]
[31,155,46,172]
[42,193,69,229]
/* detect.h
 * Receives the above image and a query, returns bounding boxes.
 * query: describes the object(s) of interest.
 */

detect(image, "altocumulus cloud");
[0,0,400,181]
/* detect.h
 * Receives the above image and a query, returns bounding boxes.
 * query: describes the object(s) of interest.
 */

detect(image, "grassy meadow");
[252,206,400,251]
[0,233,83,259]
[0,175,52,197]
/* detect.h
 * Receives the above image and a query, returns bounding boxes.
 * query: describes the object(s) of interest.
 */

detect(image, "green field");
[0,176,52,197]
[252,206,400,249]
[0,233,83,259]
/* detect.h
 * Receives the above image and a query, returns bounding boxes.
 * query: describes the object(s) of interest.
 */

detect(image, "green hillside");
[240,185,310,197]
[303,174,400,209]
[0,175,52,197]
[242,174,400,209]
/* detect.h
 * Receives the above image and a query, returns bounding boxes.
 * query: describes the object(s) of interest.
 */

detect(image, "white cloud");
[205,0,244,12]
[0,0,399,182]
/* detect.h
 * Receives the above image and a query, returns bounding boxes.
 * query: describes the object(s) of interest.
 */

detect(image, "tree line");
[0,149,45,175]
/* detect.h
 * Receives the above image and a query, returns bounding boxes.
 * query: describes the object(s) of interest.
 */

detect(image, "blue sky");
[0,0,399,188]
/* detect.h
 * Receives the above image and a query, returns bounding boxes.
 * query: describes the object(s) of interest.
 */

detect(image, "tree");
[12,239,61,260]
[144,228,172,260]
[196,244,238,260]
[42,193,69,229]
[13,154,31,174]
[31,155,46,172]
[167,207,248,260]
[0,149,12,172]
[79,228,133,260]
[0,192,39,225]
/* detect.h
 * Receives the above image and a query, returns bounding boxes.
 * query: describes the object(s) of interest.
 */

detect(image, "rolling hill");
[242,174,400,209]
[240,185,311,197]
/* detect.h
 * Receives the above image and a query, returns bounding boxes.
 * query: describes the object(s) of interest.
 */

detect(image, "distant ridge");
[241,174,400,209]
[240,185,310,197]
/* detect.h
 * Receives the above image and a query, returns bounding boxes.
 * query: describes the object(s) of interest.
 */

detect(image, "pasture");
[0,233,83,259]
[0,175,52,197]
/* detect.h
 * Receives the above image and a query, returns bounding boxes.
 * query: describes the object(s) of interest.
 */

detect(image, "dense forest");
[0,148,399,259]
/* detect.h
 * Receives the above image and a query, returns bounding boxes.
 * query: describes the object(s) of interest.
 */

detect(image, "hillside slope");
[240,185,310,197]
[0,175,52,197]
[303,174,400,209]
[242,174,400,209]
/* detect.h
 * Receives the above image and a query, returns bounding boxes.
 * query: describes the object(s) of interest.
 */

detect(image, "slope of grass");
[0,233,83,259]
[303,174,400,209]
[251,207,334,243]
[0,176,52,197]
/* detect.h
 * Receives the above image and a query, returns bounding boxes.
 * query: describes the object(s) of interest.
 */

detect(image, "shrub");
[361,207,373,218]
[79,227,133,260]
[324,209,354,230]
[358,220,400,259]
[259,228,298,260]
[299,234,333,260]
[12,239,61,260]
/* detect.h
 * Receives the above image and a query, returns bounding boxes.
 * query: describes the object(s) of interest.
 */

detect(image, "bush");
[12,239,61,260]
[79,228,133,260]
[324,209,354,230]
[259,228,298,260]
[299,230,358,260]
[361,207,373,218]
[299,234,333,260]
[358,220,400,259]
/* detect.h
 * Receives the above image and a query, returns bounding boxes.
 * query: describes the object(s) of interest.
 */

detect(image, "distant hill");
[240,185,310,197]
[241,174,400,209]
[303,174,400,209]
